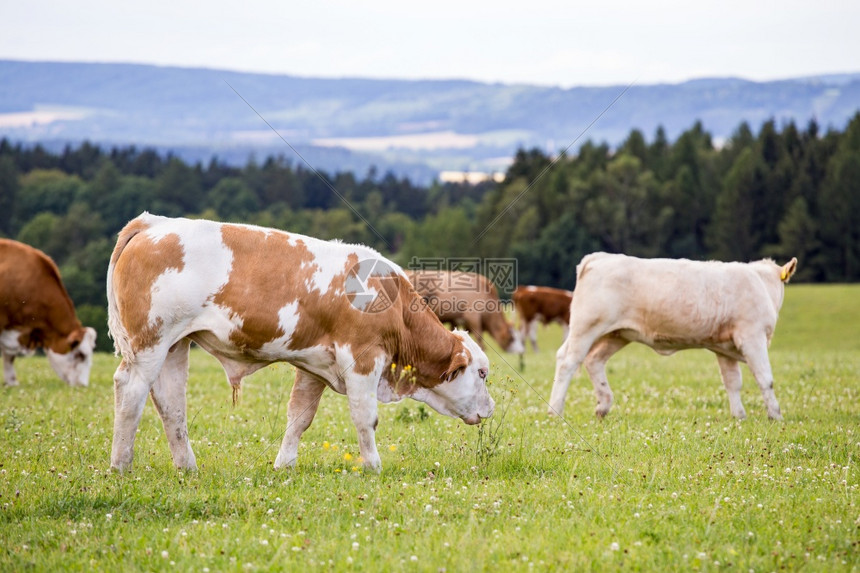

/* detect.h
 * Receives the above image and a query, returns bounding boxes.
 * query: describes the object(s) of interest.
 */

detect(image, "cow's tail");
[106,216,149,359]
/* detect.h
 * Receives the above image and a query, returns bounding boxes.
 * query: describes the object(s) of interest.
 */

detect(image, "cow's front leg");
[275,369,326,469]
[464,314,485,350]
[526,319,539,352]
[549,339,578,416]
[560,323,570,345]
[715,354,746,419]
[2,351,18,386]
[344,365,384,473]
[149,339,196,470]
[741,338,782,420]
[111,357,160,472]
[549,329,600,416]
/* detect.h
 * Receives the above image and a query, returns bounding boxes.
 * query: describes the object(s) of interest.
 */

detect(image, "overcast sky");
[2,1,858,87]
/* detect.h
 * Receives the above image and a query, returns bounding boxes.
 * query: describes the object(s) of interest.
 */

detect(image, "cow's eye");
[478,368,488,380]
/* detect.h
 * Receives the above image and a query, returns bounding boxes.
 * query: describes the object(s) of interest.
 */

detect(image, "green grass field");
[2,285,858,571]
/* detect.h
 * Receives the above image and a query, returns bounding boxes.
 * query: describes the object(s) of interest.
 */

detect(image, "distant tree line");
[1,114,858,350]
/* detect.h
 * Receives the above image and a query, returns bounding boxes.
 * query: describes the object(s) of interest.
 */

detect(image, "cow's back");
[409,271,498,310]
[574,253,780,338]
[513,286,571,324]
[0,239,77,333]
[108,213,409,361]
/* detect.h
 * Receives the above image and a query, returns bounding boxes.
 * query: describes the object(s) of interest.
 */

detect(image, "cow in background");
[1,239,97,387]
[512,286,573,353]
[550,252,797,420]
[407,270,524,356]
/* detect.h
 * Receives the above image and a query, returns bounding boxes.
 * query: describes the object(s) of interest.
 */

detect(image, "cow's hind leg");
[715,354,746,420]
[111,351,167,472]
[584,336,629,418]
[274,369,327,469]
[149,338,197,470]
[740,337,783,420]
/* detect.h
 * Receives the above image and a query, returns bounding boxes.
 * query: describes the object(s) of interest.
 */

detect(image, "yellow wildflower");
[323,441,330,450]
[344,452,353,461]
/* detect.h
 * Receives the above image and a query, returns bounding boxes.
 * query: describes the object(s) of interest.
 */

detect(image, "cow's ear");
[67,329,84,350]
[780,258,798,282]
[440,349,470,383]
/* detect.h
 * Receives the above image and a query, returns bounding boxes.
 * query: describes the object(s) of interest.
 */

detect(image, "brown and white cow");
[512,286,573,353]
[1,239,97,387]
[550,252,797,420]
[107,213,494,473]
[406,270,524,355]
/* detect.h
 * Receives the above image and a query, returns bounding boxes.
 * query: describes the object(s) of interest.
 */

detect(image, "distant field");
[1,284,858,571]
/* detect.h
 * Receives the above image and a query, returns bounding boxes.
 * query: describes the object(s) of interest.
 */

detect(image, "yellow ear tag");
[780,269,787,281]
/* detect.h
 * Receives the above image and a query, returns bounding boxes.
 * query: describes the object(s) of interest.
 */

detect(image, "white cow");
[550,252,797,420]
[107,213,494,473]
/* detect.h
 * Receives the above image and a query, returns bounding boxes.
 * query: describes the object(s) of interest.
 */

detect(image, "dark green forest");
[1,115,859,351]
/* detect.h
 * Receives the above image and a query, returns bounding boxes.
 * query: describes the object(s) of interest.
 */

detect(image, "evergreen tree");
[0,156,19,236]
[818,120,860,280]
[154,158,203,215]
[709,148,761,261]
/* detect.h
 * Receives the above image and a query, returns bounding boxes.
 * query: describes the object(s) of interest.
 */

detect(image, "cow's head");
[505,327,525,354]
[410,330,495,425]
[46,327,97,387]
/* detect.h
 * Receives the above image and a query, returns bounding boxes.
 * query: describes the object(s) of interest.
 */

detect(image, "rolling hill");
[1,60,858,181]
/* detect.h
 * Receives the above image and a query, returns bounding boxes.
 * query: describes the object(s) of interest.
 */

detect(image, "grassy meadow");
[1,284,858,571]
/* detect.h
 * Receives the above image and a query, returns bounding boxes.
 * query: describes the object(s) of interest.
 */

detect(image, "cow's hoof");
[273,454,297,470]
[595,408,610,419]
[110,463,132,474]
[362,459,382,474]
